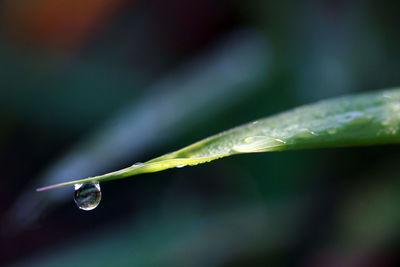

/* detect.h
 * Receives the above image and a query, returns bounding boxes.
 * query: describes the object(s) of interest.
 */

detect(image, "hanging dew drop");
[74,182,101,211]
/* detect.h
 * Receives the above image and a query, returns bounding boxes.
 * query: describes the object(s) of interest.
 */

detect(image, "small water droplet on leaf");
[327,128,337,135]
[74,182,101,211]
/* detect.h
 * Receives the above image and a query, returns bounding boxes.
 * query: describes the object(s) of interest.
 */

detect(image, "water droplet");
[74,182,101,211]
[338,111,365,123]
[327,128,337,135]
[176,165,185,168]
[233,136,286,153]
[383,91,393,99]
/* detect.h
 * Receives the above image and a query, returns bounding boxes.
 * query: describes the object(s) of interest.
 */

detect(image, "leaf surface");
[37,88,400,191]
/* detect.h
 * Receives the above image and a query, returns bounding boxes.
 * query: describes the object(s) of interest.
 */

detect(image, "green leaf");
[37,88,400,191]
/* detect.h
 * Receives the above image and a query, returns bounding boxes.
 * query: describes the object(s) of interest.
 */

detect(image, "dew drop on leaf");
[74,182,101,211]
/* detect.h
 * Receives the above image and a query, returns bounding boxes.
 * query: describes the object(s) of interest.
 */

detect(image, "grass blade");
[37,88,400,191]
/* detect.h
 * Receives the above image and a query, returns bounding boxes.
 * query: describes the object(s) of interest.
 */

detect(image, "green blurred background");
[1,0,400,266]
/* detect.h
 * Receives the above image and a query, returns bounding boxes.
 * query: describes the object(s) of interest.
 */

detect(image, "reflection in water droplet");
[74,182,101,211]
[176,165,185,168]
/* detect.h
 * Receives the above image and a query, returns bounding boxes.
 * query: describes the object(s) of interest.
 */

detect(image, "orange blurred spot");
[4,0,129,51]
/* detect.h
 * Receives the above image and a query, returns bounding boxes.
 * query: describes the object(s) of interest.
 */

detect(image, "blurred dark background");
[1,0,400,266]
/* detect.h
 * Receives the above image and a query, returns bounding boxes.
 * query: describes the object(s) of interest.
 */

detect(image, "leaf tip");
[36,184,61,192]
[36,186,50,192]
